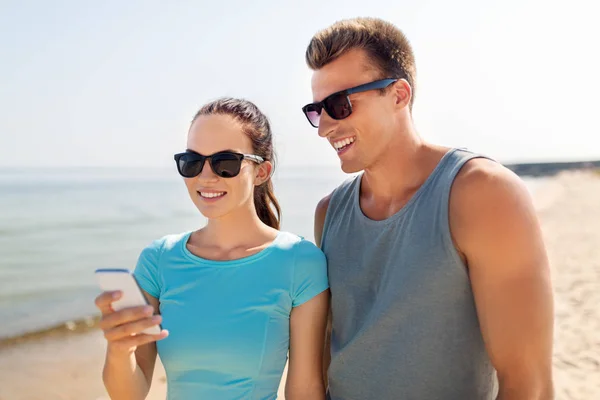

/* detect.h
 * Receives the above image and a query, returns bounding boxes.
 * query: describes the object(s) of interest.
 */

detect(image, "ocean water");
[0,166,542,339]
[0,166,348,339]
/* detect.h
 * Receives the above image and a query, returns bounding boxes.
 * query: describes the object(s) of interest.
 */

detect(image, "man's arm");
[314,194,332,387]
[314,194,331,248]
[450,159,554,400]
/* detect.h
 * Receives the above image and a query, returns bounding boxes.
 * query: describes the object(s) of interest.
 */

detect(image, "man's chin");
[339,160,363,174]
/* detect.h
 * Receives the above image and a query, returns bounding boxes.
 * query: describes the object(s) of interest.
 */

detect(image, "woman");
[94,98,330,399]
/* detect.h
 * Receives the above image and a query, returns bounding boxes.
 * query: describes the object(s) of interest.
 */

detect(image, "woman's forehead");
[187,114,253,154]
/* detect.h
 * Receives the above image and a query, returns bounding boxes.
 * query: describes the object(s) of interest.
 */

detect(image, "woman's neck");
[195,206,277,252]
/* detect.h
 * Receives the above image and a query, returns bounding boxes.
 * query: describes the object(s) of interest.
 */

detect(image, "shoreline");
[0,315,100,349]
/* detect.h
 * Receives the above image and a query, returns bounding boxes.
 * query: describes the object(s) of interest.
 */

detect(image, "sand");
[0,170,598,400]
[534,171,600,399]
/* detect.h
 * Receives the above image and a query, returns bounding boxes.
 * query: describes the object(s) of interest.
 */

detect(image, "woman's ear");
[254,160,273,186]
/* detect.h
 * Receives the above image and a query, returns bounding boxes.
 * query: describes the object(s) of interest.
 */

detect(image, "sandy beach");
[0,170,598,400]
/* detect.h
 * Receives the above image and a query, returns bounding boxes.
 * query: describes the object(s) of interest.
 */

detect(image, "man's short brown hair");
[305,17,417,110]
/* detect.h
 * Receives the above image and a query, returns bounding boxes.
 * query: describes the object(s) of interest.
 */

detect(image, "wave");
[0,314,101,345]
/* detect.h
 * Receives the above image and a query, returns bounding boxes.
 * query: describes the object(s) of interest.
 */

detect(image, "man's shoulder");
[314,174,360,247]
[315,193,332,218]
[450,157,535,250]
[452,157,526,203]
[316,174,359,215]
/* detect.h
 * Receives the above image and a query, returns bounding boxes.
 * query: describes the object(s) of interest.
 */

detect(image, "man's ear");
[392,78,412,110]
[254,160,273,186]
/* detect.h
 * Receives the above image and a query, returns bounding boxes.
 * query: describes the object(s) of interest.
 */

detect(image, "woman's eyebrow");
[185,148,239,154]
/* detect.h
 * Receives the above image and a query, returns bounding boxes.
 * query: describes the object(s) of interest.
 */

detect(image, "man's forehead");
[310,53,381,101]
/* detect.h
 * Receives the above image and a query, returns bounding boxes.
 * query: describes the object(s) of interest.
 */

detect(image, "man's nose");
[317,112,336,138]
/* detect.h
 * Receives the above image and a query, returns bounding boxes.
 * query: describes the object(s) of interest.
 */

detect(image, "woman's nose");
[197,160,218,181]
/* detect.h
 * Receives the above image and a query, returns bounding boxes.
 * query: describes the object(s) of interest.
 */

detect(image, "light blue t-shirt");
[133,230,329,400]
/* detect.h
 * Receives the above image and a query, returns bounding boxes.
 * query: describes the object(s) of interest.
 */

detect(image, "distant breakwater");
[505,160,600,178]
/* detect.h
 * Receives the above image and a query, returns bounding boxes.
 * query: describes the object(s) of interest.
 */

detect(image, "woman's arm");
[286,290,330,400]
[96,289,168,400]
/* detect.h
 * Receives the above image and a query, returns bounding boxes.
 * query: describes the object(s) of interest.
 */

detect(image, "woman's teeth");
[199,191,226,198]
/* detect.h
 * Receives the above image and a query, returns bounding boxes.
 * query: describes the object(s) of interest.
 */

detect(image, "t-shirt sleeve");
[133,239,164,299]
[292,239,329,307]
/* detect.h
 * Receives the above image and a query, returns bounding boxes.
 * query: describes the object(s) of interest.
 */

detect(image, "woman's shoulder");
[276,232,328,304]
[141,231,192,255]
[274,231,325,260]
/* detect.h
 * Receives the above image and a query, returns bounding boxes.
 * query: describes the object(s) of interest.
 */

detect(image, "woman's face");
[181,114,269,221]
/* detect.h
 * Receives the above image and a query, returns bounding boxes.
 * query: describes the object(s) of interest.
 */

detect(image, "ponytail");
[254,180,281,230]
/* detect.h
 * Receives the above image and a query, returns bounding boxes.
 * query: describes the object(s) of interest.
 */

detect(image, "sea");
[0,165,544,340]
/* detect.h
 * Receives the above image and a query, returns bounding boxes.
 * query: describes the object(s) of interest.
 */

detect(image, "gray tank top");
[322,148,498,400]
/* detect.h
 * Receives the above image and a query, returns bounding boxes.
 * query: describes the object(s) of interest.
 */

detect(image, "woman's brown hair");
[192,98,281,229]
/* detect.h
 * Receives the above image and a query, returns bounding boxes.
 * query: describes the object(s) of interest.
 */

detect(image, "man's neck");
[361,133,440,202]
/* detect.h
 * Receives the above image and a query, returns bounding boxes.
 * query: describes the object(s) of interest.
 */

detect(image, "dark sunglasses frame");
[301,78,398,128]
[173,150,264,178]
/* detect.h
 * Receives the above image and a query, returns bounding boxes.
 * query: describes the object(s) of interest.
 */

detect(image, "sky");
[1,0,599,169]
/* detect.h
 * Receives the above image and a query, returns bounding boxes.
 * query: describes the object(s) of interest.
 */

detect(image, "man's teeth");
[333,137,355,150]
[200,192,226,198]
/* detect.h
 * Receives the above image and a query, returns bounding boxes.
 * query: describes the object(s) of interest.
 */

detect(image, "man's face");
[309,49,400,173]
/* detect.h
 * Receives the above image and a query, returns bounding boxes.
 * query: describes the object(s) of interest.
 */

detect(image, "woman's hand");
[94,291,168,357]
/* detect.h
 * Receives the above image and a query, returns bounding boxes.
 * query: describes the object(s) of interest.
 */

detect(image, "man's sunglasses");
[174,150,264,178]
[301,78,398,128]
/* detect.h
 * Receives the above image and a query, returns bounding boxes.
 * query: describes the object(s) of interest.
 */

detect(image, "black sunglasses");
[301,78,398,128]
[174,150,264,178]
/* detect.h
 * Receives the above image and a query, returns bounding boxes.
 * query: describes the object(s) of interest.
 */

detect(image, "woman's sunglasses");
[174,150,264,178]
[301,78,398,128]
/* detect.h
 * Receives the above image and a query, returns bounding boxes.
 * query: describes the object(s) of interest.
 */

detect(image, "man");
[301,17,554,399]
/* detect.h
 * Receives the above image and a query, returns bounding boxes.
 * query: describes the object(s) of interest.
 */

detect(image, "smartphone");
[94,268,161,335]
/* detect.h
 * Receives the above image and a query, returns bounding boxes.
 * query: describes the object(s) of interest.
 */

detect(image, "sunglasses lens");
[325,94,352,120]
[177,154,204,178]
[212,153,242,178]
[303,104,322,127]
